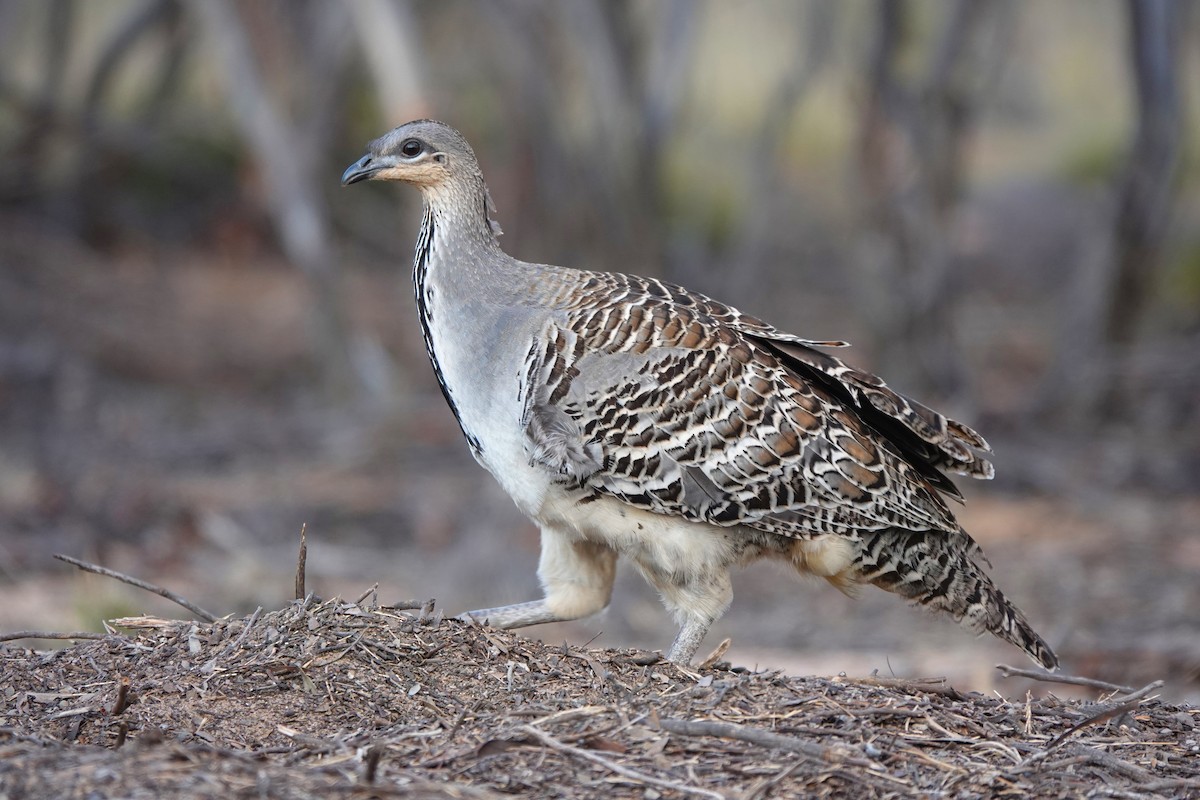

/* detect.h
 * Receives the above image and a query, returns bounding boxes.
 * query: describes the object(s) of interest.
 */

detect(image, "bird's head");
[342,119,503,238]
[341,119,479,190]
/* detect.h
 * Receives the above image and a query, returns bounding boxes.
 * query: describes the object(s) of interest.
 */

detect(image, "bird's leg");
[637,559,734,665]
[461,531,616,630]
[666,618,713,663]
[459,599,562,628]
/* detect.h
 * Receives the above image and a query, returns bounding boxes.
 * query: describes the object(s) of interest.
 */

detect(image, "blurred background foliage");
[0,0,1197,694]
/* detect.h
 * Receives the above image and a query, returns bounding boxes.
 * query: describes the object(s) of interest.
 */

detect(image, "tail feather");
[856,529,1058,670]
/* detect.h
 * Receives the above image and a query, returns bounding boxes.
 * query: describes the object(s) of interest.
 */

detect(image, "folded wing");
[519,273,993,541]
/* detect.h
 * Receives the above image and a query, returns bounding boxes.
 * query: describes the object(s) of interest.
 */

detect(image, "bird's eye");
[400,139,422,157]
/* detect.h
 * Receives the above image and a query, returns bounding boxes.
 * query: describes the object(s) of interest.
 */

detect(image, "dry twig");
[520,723,725,800]
[110,676,131,715]
[743,761,804,800]
[1041,680,1164,751]
[295,523,308,601]
[697,637,731,669]
[53,554,217,622]
[1106,679,1165,706]
[1066,742,1154,781]
[1045,699,1143,750]
[841,674,964,699]
[0,630,109,643]
[995,664,1135,694]
[658,718,873,768]
[206,606,261,669]
[383,600,425,611]
[355,584,379,607]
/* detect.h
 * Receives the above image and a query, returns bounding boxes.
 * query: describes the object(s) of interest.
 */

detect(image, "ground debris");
[2,598,1197,799]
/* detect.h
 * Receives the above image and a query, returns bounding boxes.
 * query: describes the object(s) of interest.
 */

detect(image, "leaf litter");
[2,594,1198,799]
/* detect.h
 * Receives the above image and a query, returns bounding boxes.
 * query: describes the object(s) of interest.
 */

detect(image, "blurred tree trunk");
[558,0,699,276]
[855,0,1010,404]
[1108,0,1182,348]
[8,0,76,210]
[714,0,835,301]
[344,0,428,122]
[1105,0,1183,418]
[479,0,697,275]
[1046,0,1183,423]
[74,0,185,243]
[187,0,360,402]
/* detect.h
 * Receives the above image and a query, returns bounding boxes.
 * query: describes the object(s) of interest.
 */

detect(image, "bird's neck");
[409,176,511,458]
[419,175,504,263]
[414,175,574,312]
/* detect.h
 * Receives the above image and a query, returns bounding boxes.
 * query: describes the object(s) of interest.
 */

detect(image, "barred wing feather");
[519,274,990,540]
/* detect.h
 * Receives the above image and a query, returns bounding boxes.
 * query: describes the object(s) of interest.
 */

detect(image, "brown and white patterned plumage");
[342,120,1058,670]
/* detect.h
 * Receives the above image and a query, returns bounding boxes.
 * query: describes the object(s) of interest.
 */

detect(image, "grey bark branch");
[345,0,428,122]
[855,0,1005,402]
[721,1,835,296]
[1106,0,1182,348]
[1045,0,1183,421]
[186,0,357,399]
[74,0,183,235]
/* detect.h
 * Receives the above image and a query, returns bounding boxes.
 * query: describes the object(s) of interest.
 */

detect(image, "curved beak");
[341,154,384,186]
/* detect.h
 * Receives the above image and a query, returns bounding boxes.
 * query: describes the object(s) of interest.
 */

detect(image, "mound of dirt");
[2,596,1197,799]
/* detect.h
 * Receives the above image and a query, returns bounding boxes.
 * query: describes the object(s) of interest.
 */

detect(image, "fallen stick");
[995,664,1136,695]
[520,723,725,800]
[841,674,964,699]
[295,522,308,601]
[0,630,108,643]
[658,717,874,768]
[54,554,217,622]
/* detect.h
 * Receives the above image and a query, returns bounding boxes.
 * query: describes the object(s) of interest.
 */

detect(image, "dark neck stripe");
[414,206,483,456]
